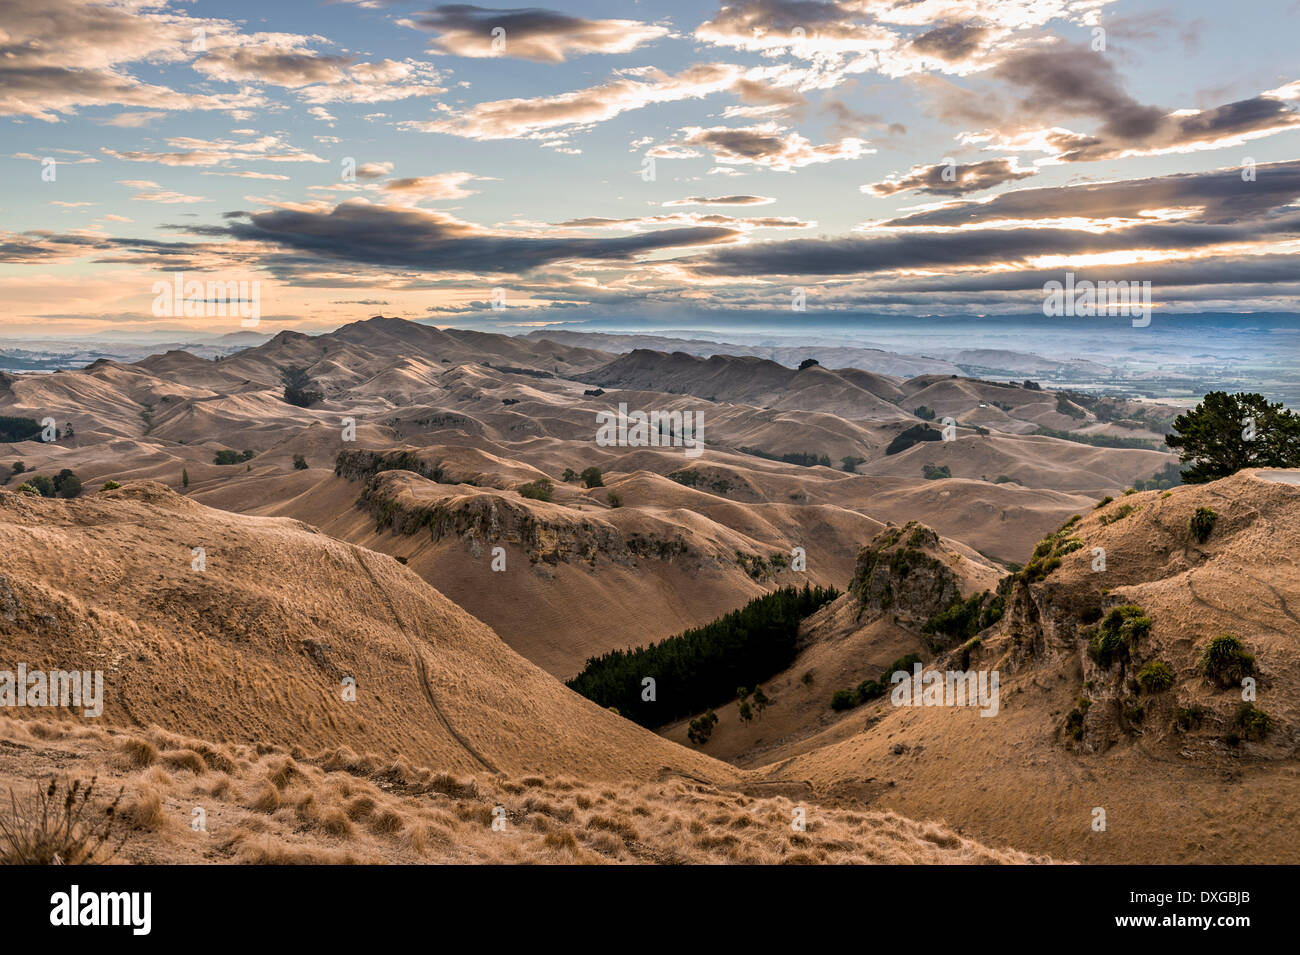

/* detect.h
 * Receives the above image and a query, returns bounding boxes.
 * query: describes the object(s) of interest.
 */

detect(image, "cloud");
[865,157,1037,196]
[406,63,744,140]
[102,135,326,168]
[662,196,776,206]
[954,44,1300,162]
[671,122,871,170]
[200,199,741,274]
[381,172,483,200]
[909,23,991,62]
[0,0,262,121]
[554,213,812,231]
[119,180,209,204]
[355,162,395,180]
[190,32,447,103]
[100,111,168,128]
[688,208,1300,279]
[872,160,1300,229]
[405,6,669,63]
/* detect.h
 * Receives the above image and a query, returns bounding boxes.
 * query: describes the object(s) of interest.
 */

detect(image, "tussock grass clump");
[0,777,125,865]
[116,736,158,769]
[160,749,206,774]
[1197,634,1255,688]
[1136,661,1175,693]
[120,786,167,831]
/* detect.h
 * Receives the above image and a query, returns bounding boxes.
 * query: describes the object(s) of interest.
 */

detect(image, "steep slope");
[738,469,1300,863]
[0,482,732,782]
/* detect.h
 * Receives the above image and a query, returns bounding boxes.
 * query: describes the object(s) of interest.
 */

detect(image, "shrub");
[841,455,866,473]
[1189,506,1217,543]
[11,461,25,475]
[913,405,936,421]
[214,449,255,466]
[687,710,718,745]
[830,689,857,711]
[922,463,951,480]
[561,468,577,482]
[517,478,553,502]
[1136,660,1175,693]
[0,777,125,865]
[798,358,820,370]
[100,480,121,491]
[26,474,55,497]
[1174,705,1204,732]
[1236,703,1272,742]
[1094,495,1113,509]
[53,468,81,499]
[885,423,942,455]
[1064,699,1091,741]
[1197,634,1254,688]
[580,466,604,488]
[606,491,623,508]
[15,483,39,496]
[293,454,309,470]
[832,656,919,711]
[924,592,986,645]
[1088,605,1152,668]
[1098,503,1137,525]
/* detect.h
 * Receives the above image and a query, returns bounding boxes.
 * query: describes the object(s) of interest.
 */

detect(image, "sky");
[2,0,1300,338]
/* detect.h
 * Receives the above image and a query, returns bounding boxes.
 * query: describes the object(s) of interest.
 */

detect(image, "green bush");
[830,689,857,711]
[100,480,122,491]
[831,655,921,712]
[53,469,81,499]
[580,466,604,488]
[517,478,553,502]
[1064,698,1091,740]
[1088,605,1151,668]
[26,475,55,498]
[293,454,309,470]
[1189,506,1217,543]
[1094,495,1113,509]
[1236,703,1272,742]
[214,449,255,466]
[922,463,951,480]
[687,710,718,745]
[1136,660,1175,692]
[606,491,623,508]
[1197,634,1254,688]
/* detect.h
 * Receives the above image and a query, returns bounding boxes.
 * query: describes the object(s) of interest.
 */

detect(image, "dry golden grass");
[0,715,1052,865]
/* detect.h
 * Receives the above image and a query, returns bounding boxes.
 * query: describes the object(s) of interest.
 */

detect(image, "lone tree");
[53,468,82,499]
[280,366,323,407]
[1165,392,1300,483]
[798,358,820,370]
